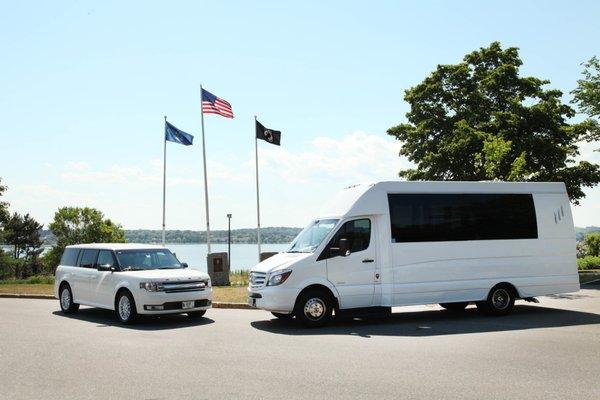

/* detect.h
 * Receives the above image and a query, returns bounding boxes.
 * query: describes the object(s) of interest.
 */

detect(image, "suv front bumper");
[135,288,213,315]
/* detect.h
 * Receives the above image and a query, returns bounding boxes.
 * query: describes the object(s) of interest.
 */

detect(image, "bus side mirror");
[338,238,350,257]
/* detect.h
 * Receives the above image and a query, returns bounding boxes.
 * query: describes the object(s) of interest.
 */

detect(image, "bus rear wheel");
[477,285,515,316]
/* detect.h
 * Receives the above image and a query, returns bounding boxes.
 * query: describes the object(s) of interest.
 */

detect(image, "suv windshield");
[287,219,338,253]
[115,249,182,271]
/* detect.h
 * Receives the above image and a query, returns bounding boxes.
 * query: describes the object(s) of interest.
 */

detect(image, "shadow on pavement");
[52,307,215,330]
[250,305,600,338]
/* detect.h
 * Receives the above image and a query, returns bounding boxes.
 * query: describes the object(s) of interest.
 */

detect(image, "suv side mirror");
[181,262,189,269]
[97,264,115,272]
[338,238,350,257]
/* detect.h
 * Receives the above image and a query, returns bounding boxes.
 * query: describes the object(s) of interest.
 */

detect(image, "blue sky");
[1,1,599,230]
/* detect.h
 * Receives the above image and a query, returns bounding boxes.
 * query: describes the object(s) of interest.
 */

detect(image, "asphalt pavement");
[1,288,599,400]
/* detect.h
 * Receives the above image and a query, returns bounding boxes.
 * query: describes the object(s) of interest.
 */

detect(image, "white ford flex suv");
[55,243,212,323]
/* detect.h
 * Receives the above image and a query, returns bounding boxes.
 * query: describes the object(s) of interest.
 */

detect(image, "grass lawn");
[0,284,55,295]
[0,283,248,303]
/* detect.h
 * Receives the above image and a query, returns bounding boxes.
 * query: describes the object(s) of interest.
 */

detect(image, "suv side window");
[318,218,371,260]
[59,248,80,266]
[97,250,116,269]
[79,249,99,268]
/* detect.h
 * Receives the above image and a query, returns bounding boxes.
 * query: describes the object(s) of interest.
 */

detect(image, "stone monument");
[207,252,229,286]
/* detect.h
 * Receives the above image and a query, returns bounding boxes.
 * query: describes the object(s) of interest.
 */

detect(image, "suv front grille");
[163,280,208,293]
[249,272,267,289]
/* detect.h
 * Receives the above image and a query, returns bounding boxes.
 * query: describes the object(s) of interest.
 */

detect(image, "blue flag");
[165,121,194,146]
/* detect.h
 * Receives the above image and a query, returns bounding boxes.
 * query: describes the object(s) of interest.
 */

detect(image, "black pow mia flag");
[255,119,281,146]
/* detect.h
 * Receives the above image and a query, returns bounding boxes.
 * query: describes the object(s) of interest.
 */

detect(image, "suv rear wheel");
[59,283,79,314]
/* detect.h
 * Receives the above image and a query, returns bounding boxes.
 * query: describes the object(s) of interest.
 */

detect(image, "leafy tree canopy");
[45,207,126,271]
[573,57,600,120]
[387,42,600,203]
[49,206,126,246]
[0,178,8,225]
[572,56,600,145]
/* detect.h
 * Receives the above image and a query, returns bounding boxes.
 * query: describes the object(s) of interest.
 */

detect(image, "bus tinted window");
[388,193,537,243]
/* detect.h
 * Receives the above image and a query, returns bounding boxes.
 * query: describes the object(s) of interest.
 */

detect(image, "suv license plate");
[182,301,195,309]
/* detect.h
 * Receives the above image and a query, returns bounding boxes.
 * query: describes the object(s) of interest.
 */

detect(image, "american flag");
[201,88,234,118]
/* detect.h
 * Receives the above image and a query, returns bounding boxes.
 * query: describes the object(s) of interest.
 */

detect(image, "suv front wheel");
[115,291,138,324]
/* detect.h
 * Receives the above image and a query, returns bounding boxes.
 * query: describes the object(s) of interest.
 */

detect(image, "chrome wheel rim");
[60,288,71,310]
[118,295,131,321]
[304,298,326,321]
[492,289,510,310]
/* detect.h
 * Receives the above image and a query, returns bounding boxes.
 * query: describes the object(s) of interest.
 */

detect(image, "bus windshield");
[286,219,338,253]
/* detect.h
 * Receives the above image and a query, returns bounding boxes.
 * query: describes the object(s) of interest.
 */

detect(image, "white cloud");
[66,161,90,170]
[576,140,600,164]
[258,131,411,184]
[61,164,159,185]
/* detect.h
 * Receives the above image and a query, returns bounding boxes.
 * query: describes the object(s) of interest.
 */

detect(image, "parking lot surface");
[1,288,599,400]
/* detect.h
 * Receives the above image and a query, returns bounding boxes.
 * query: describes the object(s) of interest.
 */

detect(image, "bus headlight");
[267,270,292,286]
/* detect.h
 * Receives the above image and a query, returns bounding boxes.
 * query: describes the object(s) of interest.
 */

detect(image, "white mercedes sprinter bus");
[248,181,579,327]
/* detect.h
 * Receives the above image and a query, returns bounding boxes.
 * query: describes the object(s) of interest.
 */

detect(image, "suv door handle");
[362,259,374,263]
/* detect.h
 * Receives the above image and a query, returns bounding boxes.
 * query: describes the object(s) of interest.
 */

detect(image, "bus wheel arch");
[293,284,338,327]
[477,282,518,316]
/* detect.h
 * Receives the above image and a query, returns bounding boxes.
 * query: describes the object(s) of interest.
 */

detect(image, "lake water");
[1,243,289,272]
[168,243,289,272]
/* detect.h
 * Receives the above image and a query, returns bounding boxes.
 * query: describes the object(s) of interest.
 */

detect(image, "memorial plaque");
[207,252,229,286]
[213,257,223,273]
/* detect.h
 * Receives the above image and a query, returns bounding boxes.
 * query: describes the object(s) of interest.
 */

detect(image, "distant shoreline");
[37,227,302,247]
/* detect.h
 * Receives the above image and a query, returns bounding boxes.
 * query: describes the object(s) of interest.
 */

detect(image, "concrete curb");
[212,302,254,310]
[0,293,255,309]
[0,293,55,300]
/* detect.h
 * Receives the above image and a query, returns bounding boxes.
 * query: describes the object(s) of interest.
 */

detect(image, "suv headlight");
[267,270,292,286]
[139,282,164,292]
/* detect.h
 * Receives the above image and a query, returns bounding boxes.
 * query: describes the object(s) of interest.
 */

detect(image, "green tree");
[573,57,600,119]
[387,42,600,204]
[572,56,600,146]
[585,232,600,257]
[4,213,43,259]
[0,178,9,229]
[44,207,126,271]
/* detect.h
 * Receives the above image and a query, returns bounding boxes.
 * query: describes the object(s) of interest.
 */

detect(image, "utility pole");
[227,213,232,270]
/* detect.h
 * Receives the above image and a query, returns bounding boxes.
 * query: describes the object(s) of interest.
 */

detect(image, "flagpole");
[254,115,262,261]
[162,116,167,246]
[200,84,212,254]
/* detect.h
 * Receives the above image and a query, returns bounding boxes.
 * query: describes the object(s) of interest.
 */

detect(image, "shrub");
[0,275,55,285]
[585,232,600,257]
[577,256,600,271]
[0,251,22,280]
